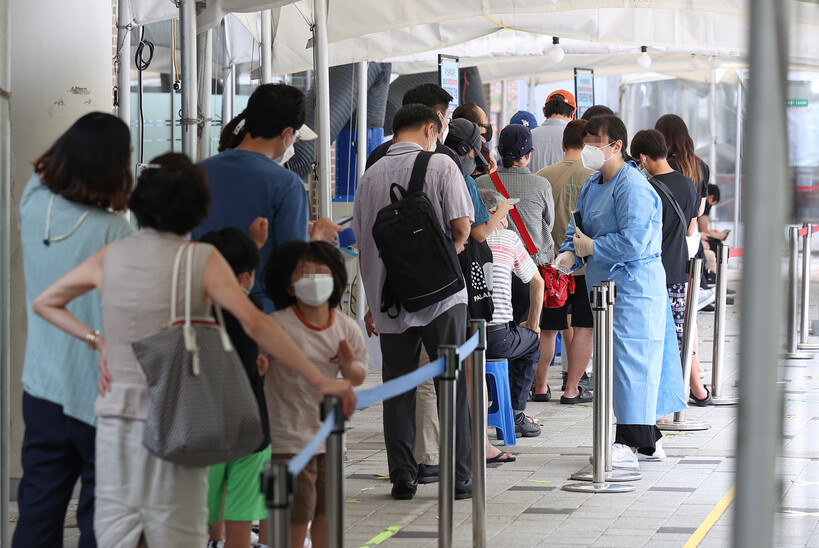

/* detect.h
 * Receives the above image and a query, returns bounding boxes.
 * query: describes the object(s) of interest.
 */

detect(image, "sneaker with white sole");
[588,443,640,469]
[697,288,716,311]
[638,439,666,461]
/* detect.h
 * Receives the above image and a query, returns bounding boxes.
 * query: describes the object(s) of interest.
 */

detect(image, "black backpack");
[372,151,465,316]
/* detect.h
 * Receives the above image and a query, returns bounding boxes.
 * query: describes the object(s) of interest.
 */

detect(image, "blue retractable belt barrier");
[458,331,480,359]
[355,357,446,410]
[288,408,336,477]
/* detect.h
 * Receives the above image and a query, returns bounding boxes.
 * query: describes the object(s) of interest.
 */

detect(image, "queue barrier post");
[659,258,711,431]
[798,223,819,350]
[564,284,637,492]
[468,320,487,548]
[711,244,739,405]
[438,344,459,548]
[785,226,812,358]
[323,396,345,548]
[263,460,293,548]
[602,279,616,473]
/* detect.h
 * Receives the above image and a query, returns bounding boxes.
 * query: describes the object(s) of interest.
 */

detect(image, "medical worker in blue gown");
[554,115,685,470]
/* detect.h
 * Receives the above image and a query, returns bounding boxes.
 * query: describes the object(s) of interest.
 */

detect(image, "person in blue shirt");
[554,115,685,470]
[193,84,339,312]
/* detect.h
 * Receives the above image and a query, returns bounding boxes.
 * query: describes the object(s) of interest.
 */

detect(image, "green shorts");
[207,445,271,524]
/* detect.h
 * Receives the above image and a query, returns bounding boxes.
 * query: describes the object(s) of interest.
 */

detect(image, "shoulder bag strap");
[489,172,538,257]
[406,151,434,196]
[648,176,689,232]
[169,243,187,323]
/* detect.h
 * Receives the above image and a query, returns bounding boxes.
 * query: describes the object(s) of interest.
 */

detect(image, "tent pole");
[356,61,367,182]
[197,29,213,161]
[733,79,743,247]
[733,1,789,547]
[312,0,332,218]
[709,69,718,185]
[179,0,198,160]
[221,21,235,130]
[501,80,508,127]
[0,0,11,544]
[261,10,273,84]
[116,0,130,127]
[528,77,536,114]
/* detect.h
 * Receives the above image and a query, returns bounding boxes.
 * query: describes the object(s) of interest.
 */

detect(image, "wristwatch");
[85,330,102,349]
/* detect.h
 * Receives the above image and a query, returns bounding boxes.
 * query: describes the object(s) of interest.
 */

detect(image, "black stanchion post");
[262,460,293,548]
[564,285,637,492]
[323,396,345,548]
[711,243,739,405]
[659,258,711,431]
[438,344,459,548]
[468,320,487,548]
[798,223,819,350]
[785,226,812,359]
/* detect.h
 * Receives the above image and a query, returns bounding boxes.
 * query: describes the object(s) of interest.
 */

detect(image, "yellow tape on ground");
[683,485,736,548]
[359,525,402,547]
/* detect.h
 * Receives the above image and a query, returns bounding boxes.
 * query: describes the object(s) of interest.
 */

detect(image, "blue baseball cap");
[498,123,534,159]
[510,110,538,129]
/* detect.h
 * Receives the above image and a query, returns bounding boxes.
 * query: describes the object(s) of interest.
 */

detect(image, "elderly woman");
[554,115,683,469]
[33,153,356,547]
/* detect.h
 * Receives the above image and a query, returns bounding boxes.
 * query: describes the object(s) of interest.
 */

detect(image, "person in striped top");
[480,189,545,439]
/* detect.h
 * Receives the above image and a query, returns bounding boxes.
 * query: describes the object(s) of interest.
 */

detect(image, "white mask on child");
[292,274,334,306]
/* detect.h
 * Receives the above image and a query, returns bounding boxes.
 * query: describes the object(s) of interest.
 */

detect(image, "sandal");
[532,385,551,402]
[689,385,713,407]
[486,451,517,464]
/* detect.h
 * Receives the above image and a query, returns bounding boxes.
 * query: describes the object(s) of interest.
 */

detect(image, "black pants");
[13,392,96,548]
[379,304,472,484]
[486,323,541,412]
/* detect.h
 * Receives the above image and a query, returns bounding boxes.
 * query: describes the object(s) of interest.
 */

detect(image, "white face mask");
[438,111,449,143]
[273,142,295,166]
[581,142,616,171]
[292,274,334,306]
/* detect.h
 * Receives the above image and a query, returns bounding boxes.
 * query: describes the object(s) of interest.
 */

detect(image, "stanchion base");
[797,343,819,351]
[570,470,642,482]
[782,352,813,360]
[562,482,634,493]
[711,396,739,406]
[657,420,711,432]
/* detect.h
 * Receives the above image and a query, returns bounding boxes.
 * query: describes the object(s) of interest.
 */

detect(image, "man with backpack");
[352,104,474,501]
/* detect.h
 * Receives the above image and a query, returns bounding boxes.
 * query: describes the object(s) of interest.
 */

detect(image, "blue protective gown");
[560,164,685,425]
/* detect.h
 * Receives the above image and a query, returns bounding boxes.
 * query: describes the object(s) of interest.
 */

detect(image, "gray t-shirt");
[352,142,474,334]
[529,118,568,173]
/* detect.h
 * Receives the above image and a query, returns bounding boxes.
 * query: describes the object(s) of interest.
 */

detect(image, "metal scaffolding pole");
[709,69,718,185]
[197,29,213,161]
[0,0,11,543]
[733,80,743,248]
[312,0,332,218]
[733,0,789,546]
[261,10,273,84]
[179,0,198,159]
[116,0,131,127]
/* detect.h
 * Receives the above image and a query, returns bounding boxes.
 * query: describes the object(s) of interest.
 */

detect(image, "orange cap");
[546,89,576,111]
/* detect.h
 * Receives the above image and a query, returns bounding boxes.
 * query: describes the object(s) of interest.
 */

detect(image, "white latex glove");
[553,251,576,272]
[573,228,594,258]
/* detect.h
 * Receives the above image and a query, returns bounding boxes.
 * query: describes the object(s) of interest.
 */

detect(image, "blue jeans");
[13,392,96,548]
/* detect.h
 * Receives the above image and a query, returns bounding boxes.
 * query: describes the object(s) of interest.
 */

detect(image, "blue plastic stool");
[486,359,517,446]
[550,331,562,367]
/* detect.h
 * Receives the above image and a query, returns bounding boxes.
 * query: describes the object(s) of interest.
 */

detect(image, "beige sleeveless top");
[95,229,214,419]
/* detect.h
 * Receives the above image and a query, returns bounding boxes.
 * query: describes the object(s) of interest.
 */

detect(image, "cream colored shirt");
[265,307,368,455]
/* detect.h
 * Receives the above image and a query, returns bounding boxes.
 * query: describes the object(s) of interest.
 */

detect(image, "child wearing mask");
[198,226,272,548]
[263,241,368,548]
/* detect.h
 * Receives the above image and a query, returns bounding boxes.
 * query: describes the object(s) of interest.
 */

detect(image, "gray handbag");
[132,243,265,467]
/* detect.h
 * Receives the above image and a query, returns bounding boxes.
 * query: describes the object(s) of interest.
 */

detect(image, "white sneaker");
[207,541,225,548]
[638,439,666,461]
[611,443,640,469]
[697,288,716,310]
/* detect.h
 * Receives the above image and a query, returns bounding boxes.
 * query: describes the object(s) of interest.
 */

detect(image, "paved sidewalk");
[8,266,819,547]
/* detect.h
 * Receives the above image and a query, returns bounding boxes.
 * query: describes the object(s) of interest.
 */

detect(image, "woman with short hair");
[15,112,134,548]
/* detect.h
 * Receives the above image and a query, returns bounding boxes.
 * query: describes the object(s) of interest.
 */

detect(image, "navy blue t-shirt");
[193,149,309,312]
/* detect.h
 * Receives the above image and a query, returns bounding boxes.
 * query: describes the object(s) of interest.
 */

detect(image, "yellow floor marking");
[683,485,736,548]
[358,525,402,547]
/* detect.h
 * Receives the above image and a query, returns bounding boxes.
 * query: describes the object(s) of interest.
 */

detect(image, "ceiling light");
[637,46,652,69]
[549,37,565,63]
